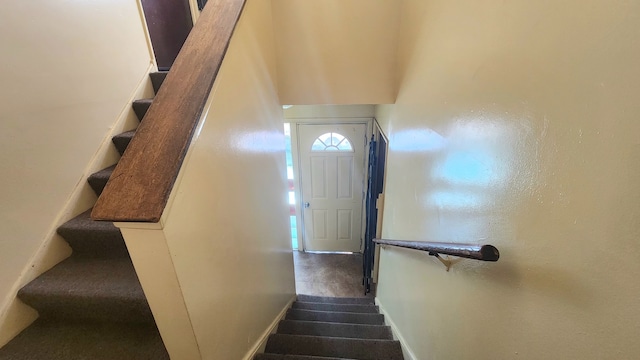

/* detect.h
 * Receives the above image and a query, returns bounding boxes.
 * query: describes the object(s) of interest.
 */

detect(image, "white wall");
[0,0,153,344]
[376,0,640,359]
[272,0,399,105]
[118,1,296,358]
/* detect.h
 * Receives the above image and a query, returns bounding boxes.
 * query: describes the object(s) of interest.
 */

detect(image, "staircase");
[0,72,169,360]
[257,295,404,360]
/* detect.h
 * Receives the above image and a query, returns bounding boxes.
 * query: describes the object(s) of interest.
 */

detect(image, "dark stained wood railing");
[92,0,246,222]
[374,239,500,262]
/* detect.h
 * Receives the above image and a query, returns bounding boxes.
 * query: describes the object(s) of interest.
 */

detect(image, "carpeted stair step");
[0,319,168,360]
[264,334,403,360]
[1,69,170,358]
[292,301,379,313]
[150,71,169,94]
[297,295,374,305]
[87,165,115,196]
[255,354,354,360]
[277,320,392,340]
[18,257,154,324]
[285,309,384,325]
[56,209,129,258]
[132,98,153,121]
[112,130,136,155]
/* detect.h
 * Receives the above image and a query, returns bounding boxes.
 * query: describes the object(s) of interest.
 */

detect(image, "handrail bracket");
[429,252,452,271]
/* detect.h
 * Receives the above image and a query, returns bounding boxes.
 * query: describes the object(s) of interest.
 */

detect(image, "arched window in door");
[311,132,354,152]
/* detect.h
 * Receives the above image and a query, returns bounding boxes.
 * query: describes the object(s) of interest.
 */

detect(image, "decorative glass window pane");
[311,132,353,152]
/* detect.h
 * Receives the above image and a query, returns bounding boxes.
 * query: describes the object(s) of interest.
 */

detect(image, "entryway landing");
[293,251,374,298]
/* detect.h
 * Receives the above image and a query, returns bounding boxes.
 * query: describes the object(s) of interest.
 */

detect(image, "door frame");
[290,118,373,252]
[370,119,389,285]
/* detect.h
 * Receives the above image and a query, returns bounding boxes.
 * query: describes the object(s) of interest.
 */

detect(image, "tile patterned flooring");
[293,251,373,298]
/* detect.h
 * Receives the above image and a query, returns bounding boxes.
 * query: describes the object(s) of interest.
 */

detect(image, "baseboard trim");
[376,298,418,360]
[243,295,296,360]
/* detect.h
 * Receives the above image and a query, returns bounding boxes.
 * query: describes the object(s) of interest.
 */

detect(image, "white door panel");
[298,124,366,252]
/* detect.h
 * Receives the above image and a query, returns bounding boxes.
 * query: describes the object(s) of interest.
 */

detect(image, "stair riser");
[150,71,168,94]
[112,131,135,155]
[88,176,109,197]
[292,302,379,313]
[61,235,129,259]
[17,256,153,324]
[255,355,346,360]
[286,309,384,325]
[87,165,115,197]
[18,296,155,324]
[132,100,153,121]
[57,212,129,258]
[0,320,169,359]
[296,295,374,305]
[264,334,403,360]
[277,320,393,340]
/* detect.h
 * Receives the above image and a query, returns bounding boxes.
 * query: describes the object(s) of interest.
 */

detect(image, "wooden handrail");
[92,0,246,222]
[374,239,500,262]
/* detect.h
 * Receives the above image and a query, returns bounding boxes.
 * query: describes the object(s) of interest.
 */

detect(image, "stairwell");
[257,295,404,360]
[0,72,169,359]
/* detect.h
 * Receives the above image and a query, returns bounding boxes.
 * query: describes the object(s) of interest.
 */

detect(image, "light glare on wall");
[390,128,446,152]
[433,151,501,186]
[234,131,285,153]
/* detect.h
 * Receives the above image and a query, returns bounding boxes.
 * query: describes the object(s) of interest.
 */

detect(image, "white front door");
[298,124,367,252]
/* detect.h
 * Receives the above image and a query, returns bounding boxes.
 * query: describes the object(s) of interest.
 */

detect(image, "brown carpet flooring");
[294,252,374,298]
[256,295,403,360]
[0,72,169,359]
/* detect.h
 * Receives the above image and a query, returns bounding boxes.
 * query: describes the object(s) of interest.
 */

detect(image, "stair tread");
[18,256,153,323]
[265,334,403,360]
[297,295,374,305]
[58,209,119,234]
[56,209,129,258]
[256,354,356,360]
[19,257,144,300]
[132,98,154,104]
[132,98,153,121]
[277,319,392,340]
[112,130,136,155]
[0,319,168,360]
[286,309,384,325]
[293,301,379,313]
[87,165,116,196]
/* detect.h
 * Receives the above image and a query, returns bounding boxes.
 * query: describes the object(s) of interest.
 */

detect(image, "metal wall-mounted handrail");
[374,238,500,262]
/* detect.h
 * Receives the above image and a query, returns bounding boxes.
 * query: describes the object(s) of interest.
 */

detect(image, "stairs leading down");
[256,295,404,360]
[0,72,169,360]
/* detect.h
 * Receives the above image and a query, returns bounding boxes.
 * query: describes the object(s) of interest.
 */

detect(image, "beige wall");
[272,0,399,105]
[0,0,153,343]
[376,0,640,359]
[284,105,375,119]
[119,1,296,358]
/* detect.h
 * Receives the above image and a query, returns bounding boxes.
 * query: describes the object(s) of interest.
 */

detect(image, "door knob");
[304,202,310,208]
